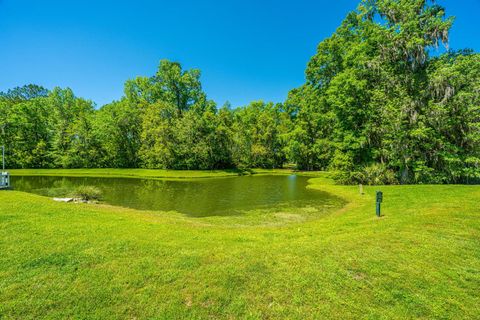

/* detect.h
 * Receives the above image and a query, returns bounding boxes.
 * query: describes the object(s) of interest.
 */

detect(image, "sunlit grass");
[0,171,479,319]
[8,168,302,180]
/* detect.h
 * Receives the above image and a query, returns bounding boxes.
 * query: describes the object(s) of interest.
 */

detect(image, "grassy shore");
[0,171,479,319]
[8,168,298,180]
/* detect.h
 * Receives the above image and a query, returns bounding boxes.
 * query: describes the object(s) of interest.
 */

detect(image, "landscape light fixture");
[376,191,383,217]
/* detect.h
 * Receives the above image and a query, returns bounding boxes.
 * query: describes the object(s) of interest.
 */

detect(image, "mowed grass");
[8,168,297,180]
[0,171,479,319]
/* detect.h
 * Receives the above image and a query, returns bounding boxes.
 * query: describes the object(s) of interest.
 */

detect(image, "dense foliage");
[0,62,287,171]
[287,0,480,184]
[1,0,479,184]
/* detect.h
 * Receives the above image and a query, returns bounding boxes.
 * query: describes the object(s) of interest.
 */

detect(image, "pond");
[11,175,344,217]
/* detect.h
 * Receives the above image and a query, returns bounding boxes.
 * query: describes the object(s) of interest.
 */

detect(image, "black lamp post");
[376,191,383,217]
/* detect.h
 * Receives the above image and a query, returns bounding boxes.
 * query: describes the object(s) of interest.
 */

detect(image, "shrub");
[334,163,398,185]
[360,163,398,185]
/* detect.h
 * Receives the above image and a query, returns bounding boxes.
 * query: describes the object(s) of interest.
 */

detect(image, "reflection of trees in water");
[11,176,34,190]
[133,179,220,215]
[13,175,345,217]
[14,176,76,195]
[51,177,75,189]
[134,179,175,211]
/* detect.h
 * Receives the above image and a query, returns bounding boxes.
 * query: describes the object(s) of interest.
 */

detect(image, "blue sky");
[1,0,479,108]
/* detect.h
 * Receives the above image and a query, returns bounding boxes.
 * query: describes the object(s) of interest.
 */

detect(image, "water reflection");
[12,175,343,217]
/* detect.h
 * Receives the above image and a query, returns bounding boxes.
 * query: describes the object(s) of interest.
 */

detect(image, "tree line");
[0,63,289,171]
[1,0,479,184]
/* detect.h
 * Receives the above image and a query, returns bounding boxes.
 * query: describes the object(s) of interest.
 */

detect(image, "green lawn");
[8,168,297,180]
[1,171,479,319]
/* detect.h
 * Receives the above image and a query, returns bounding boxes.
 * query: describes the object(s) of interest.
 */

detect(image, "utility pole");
[1,145,4,171]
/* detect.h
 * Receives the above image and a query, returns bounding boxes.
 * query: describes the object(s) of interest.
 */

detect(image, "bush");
[334,163,398,185]
[360,163,398,185]
[70,185,103,201]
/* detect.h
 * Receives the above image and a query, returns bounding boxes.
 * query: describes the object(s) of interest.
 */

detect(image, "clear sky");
[1,0,479,108]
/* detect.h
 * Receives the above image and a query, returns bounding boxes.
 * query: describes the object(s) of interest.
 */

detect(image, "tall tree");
[95,99,142,168]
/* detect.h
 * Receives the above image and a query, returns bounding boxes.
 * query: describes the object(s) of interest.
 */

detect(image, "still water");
[12,175,343,217]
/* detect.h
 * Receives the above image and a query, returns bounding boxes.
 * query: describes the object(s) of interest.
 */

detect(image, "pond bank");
[8,168,312,180]
[11,174,343,220]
